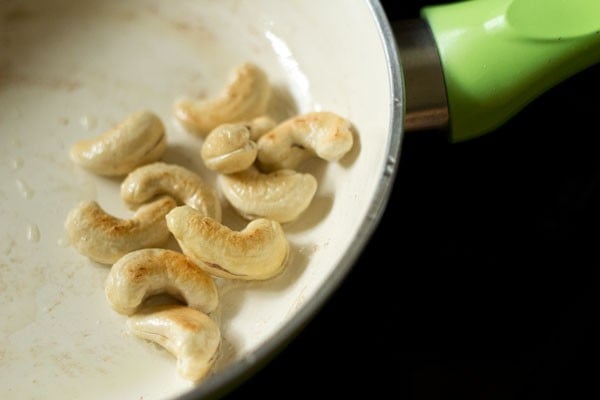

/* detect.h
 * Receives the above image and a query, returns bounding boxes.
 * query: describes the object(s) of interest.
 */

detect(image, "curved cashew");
[64,196,176,264]
[120,162,222,222]
[200,116,277,174]
[218,167,318,223]
[105,248,219,316]
[69,110,167,176]
[166,205,289,280]
[256,111,354,172]
[201,123,257,174]
[127,304,221,382]
[173,62,271,136]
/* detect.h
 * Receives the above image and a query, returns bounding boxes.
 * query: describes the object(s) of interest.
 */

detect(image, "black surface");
[222,1,600,399]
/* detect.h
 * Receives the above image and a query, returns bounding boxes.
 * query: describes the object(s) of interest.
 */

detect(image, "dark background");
[223,1,600,398]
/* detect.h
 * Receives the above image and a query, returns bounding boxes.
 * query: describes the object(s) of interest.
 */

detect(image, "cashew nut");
[105,248,219,316]
[166,205,289,280]
[200,116,277,174]
[218,167,317,223]
[64,196,176,264]
[127,304,221,382]
[256,111,354,172]
[120,162,222,222]
[173,62,271,136]
[69,110,167,176]
[201,123,257,174]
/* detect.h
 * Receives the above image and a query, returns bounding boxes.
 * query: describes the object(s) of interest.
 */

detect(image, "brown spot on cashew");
[69,110,167,176]
[173,62,272,137]
[64,196,177,264]
[127,304,220,382]
[105,248,218,316]
[256,111,354,172]
[120,161,222,222]
[218,166,318,223]
[166,205,289,280]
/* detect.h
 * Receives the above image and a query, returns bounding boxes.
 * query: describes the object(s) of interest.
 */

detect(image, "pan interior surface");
[0,1,397,398]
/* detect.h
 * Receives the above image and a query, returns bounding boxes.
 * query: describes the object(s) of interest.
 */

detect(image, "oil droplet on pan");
[26,224,40,243]
[10,157,23,170]
[15,178,34,199]
[80,115,97,131]
[56,233,70,247]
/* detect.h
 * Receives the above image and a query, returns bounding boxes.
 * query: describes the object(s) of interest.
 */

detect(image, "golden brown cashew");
[173,62,271,136]
[127,304,221,382]
[218,167,318,223]
[64,196,176,264]
[256,111,354,172]
[105,248,219,316]
[120,162,222,222]
[69,110,167,176]
[166,205,289,280]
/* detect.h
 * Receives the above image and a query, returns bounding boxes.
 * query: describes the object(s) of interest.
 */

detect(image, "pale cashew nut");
[64,196,177,264]
[218,167,318,223]
[201,123,257,174]
[120,162,222,222]
[200,116,277,174]
[166,205,289,280]
[173,62,271,136]
[105,248,219,316]
[127,304,221,382]
[69,110,167,176]
[256,111,354,172]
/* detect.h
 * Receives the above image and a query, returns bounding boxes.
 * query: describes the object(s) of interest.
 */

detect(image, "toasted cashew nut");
[105,248,219,316]
[218,167,318,223]
[173,62,271,136]
[120,162,222,222]
[166,205,289,280]
[69,110,167,176]
[201,123,257,174]
[256,111,354,172]
[127,304,221,382]
[200,116,277,174]
[64,196,176,264]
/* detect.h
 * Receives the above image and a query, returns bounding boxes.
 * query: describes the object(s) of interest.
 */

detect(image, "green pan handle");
[414,0,600,142]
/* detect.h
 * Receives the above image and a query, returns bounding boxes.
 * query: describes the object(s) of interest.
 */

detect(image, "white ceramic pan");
[1,1,598,399]
[0,1,402,399]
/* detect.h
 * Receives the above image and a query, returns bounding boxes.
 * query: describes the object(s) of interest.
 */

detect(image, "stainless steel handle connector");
[393,18,449,133]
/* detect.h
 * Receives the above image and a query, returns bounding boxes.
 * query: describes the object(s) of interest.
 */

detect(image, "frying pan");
[1,1,599,399]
